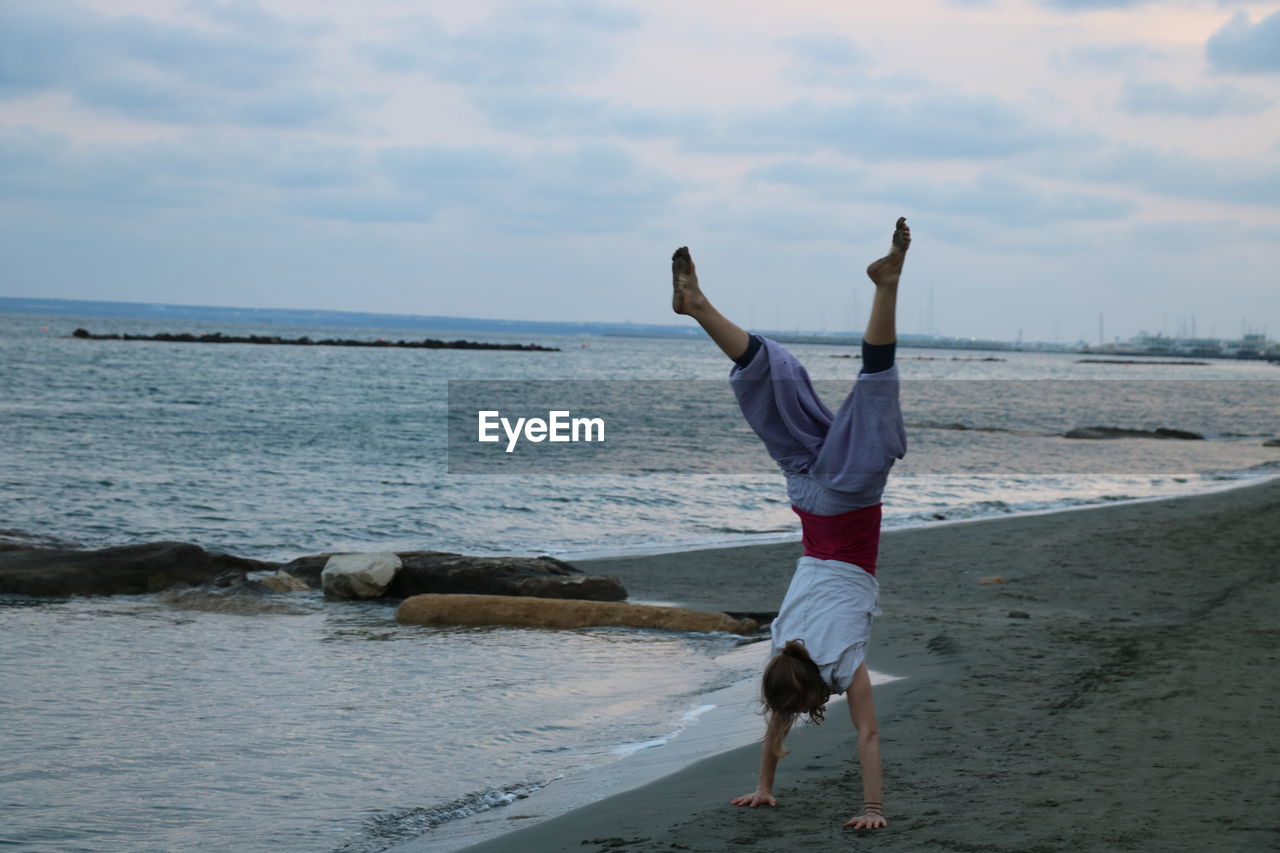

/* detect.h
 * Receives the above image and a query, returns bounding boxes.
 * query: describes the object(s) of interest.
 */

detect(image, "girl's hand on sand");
[843,812,888,830]
[731,790,776,808]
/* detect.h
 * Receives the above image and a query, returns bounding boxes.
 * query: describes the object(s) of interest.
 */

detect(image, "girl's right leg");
[862,217,910,347]
[671,247,752,363]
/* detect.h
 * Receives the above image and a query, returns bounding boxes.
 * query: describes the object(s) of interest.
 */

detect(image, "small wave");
[333,779,552,853]
[153,584,313,616]
[830,355,1006,362]
[0,593,69,609]
[906,420,1014,434]
[709,525,795,534]
[613,737,670,756]
[612,701,721,757]
[895,496,1126,526]
[0,528,79,550]
[1205,459,1280,481]
[683,703,716,722]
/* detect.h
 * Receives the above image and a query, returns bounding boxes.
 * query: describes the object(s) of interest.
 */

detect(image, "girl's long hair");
[761,639,831,759]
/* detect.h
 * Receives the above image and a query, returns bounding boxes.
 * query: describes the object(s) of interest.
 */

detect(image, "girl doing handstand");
[671,217,910,830]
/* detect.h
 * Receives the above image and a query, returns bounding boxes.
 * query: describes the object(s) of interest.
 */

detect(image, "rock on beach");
[0,542,277,597]
[283,550,627,601]
[321,552,402,599]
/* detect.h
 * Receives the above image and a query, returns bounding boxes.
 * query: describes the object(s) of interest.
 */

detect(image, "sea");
[1,308,1277,852]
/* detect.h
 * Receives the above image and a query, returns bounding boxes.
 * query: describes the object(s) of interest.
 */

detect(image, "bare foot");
[671,246,708,314]
[865,217,910,288]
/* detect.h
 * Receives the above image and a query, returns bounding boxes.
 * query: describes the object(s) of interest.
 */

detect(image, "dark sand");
[457,478,1280,853]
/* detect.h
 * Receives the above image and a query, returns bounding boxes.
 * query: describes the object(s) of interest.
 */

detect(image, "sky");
[1,0,1278,342]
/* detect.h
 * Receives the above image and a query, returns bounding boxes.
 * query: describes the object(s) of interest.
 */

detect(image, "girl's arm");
[731,720,784,807]
[843,663,888,829]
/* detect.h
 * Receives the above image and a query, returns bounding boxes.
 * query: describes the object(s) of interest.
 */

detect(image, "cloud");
[470,91,700,139]
[1042,0,1153,9]
[469,87,1095,163]
[471,143,679,235]
[282,192,438,224]
[1207,10,1280,73]
[1045,144,1280,208]
[375,142,679,233]
[183,0,324,39]
[1118,79,1272,117]
[712,92,1096,160]
[1053,43,1165,69]
[360,1,640,87]
[776,33,866,87]
[0,124,680,233]
[1127,219,1280,254]
[315,142,679,233]
[0,2,354,127]
[749,160,1135,225]
[0,126,375,214]
[378,145,520,210]
[0,126,209,209]
[0,126,73,191]
[748,160,866,193]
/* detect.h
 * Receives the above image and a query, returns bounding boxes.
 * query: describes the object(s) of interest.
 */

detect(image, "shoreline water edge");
[389,474,1280,853]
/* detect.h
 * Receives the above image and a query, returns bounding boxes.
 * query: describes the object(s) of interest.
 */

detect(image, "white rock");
[321,553,401,599]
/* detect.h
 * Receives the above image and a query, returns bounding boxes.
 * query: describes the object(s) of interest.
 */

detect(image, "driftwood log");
[396,593,758,635]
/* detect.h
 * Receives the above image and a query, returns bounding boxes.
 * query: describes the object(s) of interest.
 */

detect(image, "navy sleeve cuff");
[734,334,763,369]
[860,340,896,373]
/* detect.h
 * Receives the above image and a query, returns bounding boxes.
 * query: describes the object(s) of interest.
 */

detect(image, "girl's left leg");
[672,247,752,362]
[671,244,828,472]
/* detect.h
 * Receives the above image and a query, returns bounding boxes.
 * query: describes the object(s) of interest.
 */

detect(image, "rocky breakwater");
[0,541,277,597]
[71,328,558,352]
[1063,426,1204,440]
[279,550,627,602]
[0,541,627,603]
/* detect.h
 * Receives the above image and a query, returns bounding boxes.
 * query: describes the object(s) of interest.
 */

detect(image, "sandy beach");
[440,477,1280,853]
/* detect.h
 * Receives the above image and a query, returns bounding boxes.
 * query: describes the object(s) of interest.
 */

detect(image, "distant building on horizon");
[1083,331,1278,360]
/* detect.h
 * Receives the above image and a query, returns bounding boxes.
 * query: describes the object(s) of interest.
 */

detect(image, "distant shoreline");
[5,297,1276,361]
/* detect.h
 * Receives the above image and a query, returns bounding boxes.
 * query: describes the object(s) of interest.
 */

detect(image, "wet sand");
[448,477,1280,853]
